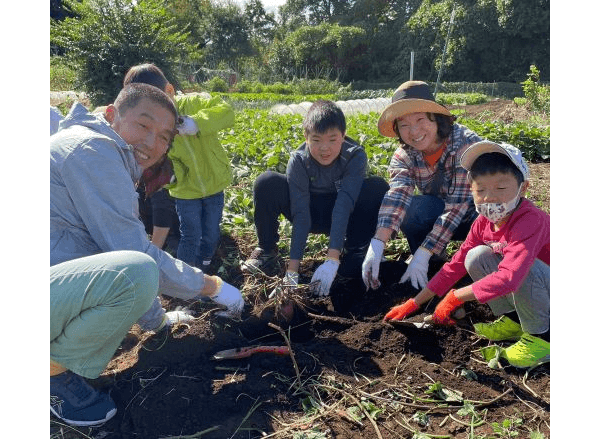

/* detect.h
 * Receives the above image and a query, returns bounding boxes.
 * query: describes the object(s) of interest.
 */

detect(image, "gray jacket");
[286,137,367,260]
[50,103,205,328]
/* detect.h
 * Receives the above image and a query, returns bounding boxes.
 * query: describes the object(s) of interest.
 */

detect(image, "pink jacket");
[427,198,550,304]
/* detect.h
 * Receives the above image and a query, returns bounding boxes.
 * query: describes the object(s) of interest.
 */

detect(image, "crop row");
[218,109,549,241]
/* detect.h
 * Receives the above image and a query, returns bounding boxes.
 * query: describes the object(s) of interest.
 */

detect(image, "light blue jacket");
[50,103,206,328]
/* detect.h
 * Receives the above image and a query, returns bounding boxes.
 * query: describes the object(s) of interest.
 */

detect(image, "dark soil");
[51,255,550,439]
[50,100,550,439]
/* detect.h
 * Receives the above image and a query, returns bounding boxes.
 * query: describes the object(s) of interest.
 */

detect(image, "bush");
[265,82,292,94]
[51,0,192,105]
[520,65,550,115]
[436,93,488,106]
[234,79,256,93]
[50,56,78,91]
[204,76,229,92]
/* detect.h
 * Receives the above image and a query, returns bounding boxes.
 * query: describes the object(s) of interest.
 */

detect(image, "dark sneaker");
[241,248,279,275]
[50,371,117,427]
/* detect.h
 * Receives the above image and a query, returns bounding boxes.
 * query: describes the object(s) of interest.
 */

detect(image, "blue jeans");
[175,192,225,267]
[400,195,475,254]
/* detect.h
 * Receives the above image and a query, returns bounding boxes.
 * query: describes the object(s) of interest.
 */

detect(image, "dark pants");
[253,171,389,276]
[400,194,475,254]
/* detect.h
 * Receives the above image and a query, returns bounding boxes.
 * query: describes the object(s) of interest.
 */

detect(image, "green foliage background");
[51,0,193,105]
[51,0,550,101]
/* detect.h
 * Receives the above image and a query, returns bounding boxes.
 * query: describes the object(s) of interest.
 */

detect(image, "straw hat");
[460,140,530,180]
[377,81,452,137]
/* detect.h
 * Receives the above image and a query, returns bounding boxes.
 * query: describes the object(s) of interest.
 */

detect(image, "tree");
[398,0,550,82]
[51,0,192,105]
[51,0,76,20]
[271,22,367,81]
[244,0,277,44]
[198,1,254,66]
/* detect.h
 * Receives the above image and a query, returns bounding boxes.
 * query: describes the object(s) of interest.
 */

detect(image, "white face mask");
[475,184,522,224]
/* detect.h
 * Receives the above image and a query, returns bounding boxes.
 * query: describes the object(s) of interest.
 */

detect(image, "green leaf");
[292,429,328,439]
[361,401,383,420]
[425,382,463,402]
[460,369,478,381]
[346,405,364,422]
[480,345,505,369]
[411,411,430,427]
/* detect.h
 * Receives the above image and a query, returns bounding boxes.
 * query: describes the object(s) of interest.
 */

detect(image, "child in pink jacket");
[384,141,549,369]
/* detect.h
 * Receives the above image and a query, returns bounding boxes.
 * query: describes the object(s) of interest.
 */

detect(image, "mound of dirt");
[51,257,550,439]
[449,99,539,124]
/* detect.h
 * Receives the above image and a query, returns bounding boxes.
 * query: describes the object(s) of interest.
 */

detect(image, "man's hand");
[400,247,432,290]
[384,298,420,321]
[211,279,245,318]
[310,259,339,296]
[432,290,464,325]
[164,308,195,326]
[154,307,195,332]
[362,238,385,290]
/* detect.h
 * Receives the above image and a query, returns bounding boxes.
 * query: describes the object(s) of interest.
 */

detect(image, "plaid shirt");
[377,123,481,255]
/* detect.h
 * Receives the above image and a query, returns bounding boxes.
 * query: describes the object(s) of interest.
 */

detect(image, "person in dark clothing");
[241,100,389,296]
[137,184,180,257]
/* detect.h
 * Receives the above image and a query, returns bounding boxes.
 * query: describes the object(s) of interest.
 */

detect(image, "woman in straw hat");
[362,80,483,291]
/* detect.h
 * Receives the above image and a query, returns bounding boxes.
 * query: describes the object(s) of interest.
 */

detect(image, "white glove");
[154,307,195,331]
[165,309,195,326]
[362,238,385,290]
[310,259,340,296]
[211,280,245,318]
[176,116,199,135]
[400,247,432,290]
[284,271,299,286]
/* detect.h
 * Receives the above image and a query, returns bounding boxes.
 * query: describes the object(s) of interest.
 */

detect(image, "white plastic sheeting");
[270,97,390,116]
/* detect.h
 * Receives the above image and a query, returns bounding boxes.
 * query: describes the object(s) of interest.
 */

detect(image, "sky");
[234,0,287,14]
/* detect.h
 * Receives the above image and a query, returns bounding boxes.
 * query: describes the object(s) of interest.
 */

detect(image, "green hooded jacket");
[167,93,234,199]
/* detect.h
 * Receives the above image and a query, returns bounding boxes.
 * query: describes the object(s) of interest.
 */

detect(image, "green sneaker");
[473,315,524,341]
[501,334,550,368]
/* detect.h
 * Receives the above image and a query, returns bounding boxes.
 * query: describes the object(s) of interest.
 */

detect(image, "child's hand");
[384,298,419,321]
[176,116,199,136]
[432,290,463,325]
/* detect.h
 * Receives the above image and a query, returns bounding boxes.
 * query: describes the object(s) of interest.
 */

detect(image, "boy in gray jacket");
[242,100,388,296]
[50,83,244,426]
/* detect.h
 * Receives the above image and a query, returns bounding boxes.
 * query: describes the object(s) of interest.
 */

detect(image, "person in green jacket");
[124,64,235,271]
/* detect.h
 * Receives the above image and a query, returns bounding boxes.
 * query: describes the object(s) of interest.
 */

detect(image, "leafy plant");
[491,417,524,438]
[437,92,488,106]
[204,76,229,92]
[411,411,430,427]
[50,56,78,91]
[425,382,463,402]
[520,65,550,115]
[292,429,328,439]
[51,0,192,105]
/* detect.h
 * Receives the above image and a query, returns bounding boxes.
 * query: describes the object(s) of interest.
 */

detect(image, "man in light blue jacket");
[50,83,244,427]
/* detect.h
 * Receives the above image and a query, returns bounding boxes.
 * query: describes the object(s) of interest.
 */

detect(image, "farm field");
[50,98,550,439]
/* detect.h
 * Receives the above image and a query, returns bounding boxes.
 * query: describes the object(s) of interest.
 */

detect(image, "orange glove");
[384,298,419,321]
[432,290,463,325]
